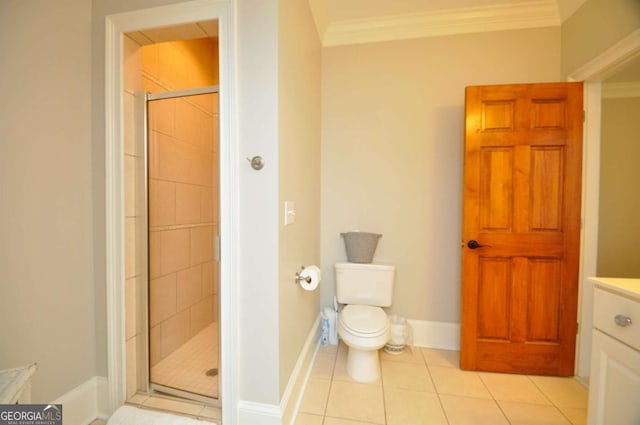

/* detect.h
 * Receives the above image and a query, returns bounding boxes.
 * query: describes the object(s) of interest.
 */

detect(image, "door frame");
[570,29,640,377]
[104,1,238,423]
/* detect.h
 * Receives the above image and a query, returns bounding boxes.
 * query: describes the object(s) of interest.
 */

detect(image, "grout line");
[425,348,453,425]
[526,376,585,425]
[322,343,340,420]
[491,391,513,425]
[378,350,387,425]
[475,370,494,398]
[527,375,557,407]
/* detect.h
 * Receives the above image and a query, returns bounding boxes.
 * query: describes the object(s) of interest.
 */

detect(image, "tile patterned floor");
[296,342,588,425]
[151,322,219,399]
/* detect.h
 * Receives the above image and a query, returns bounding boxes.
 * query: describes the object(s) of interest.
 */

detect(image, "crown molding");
[556,0,587,23]
[309,0,329,42]
[602,82,640,98]
[568,29,640,82]
[321,0,560,47]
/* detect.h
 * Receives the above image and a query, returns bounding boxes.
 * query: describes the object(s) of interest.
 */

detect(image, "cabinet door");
[588,330,640,424]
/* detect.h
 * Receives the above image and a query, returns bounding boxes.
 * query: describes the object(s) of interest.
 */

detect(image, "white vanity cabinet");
[588,278,640,425]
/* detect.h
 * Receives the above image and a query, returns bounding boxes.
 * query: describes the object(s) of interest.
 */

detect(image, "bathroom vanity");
[588,277,640,425]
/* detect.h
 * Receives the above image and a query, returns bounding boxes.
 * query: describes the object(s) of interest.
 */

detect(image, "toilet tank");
[335,262,395,307]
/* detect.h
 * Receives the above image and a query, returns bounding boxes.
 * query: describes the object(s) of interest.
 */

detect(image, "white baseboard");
[238,316,320,425]
[407,319,460,351]
[53,375,109,425]
[237,400,282,425]
[281,317,320,425]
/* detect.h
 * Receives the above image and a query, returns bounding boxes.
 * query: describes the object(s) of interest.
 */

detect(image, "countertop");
[589,277,640,300]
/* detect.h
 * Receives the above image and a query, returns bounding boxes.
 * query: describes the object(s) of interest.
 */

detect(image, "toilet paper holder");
[295,266,312,284]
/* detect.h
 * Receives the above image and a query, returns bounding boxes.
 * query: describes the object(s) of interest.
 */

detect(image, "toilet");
[335,262,395,382]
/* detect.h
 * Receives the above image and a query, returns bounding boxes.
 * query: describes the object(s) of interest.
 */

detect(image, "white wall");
[235,0,281,406]
[0,0,95,401]
[235,0,323,405]
[278,0,322,398]
[321,27,562,323]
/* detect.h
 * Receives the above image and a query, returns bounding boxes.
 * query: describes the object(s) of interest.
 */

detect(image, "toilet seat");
[340,305,388,338]
[337,304,391,382]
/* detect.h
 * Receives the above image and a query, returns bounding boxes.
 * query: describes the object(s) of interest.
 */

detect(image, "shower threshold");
[150,382,218,406]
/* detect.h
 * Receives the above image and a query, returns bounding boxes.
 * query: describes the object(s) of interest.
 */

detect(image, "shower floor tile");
[151,322,219,399]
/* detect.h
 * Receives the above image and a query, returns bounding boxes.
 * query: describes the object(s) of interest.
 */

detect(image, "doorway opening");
[568,28,640,378]
[122,23,221,406]
[106,2,236,421]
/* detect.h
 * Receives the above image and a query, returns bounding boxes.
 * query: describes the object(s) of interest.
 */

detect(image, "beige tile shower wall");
[142,38,220,367]
[146,108,218,364]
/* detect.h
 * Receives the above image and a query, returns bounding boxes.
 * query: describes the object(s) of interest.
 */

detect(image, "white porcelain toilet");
[335,262,395,382]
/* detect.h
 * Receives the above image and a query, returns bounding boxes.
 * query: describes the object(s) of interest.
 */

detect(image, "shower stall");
[145,87,220,402]
[120,29,221,407]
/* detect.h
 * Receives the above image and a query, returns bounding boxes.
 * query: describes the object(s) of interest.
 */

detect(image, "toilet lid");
[340,305,388,335]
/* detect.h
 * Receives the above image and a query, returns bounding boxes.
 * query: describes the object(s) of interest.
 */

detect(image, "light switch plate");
[284,201,296,225]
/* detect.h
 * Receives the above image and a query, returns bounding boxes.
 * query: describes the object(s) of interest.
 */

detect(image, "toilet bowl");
[338,304,390,382]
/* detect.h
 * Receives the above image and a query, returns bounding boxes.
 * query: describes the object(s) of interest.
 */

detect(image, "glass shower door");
[146,89,220,401]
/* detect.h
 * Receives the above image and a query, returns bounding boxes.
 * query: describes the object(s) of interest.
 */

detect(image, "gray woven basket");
[340,232,382,263]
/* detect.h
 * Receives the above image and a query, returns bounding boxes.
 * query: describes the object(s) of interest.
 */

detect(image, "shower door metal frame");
[144,85,221,405]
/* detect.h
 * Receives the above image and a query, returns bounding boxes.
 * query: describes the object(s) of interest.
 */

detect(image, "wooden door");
[461,82,583,376]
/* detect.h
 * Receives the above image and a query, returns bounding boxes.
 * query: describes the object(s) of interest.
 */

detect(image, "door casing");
[569,28,640,378]
[104,2,237,423]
